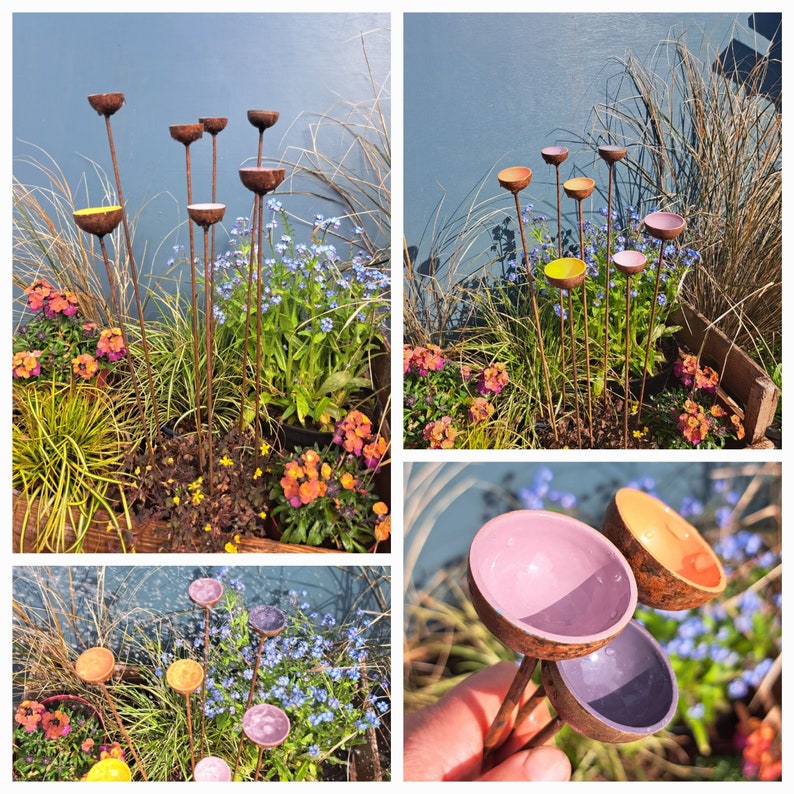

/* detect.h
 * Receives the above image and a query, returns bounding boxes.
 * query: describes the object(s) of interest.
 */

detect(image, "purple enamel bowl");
[467,510,638,660]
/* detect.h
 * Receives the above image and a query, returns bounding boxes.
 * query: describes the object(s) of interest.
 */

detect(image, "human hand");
[404,661,572,781]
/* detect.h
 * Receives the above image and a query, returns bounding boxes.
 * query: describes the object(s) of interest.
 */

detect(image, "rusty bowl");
[563,177,596,201]
[541,619,678,743]
[242,704,290,748]
[73,206,124,237]
[239,167,286,196]
[541,146,569,166]
[497,166,532,194]
[598,145,627,165]
[166,658,205,695]
[187,203,226,228]
[199,116,228,135]
[467,510,637,661]
[602,488,726,610]
[544,257,587,291]
[612,250,647,277]
[169,123,204,146]
[643,211,686,241]
[75,646,116,684]
[87,92,125,117]
[249,605,287,637]
[247,109,280,132]
[188,577,224,609]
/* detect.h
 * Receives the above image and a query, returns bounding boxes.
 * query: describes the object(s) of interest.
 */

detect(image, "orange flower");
[374,515,391,543]
[373,501,389,517]
[340,471,358,490]
[72,353,99,380]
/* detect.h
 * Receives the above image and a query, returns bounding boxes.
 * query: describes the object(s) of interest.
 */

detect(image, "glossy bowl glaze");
[166,658,205,695]
[194,756,232,782]
[75,646,116,684]
[73,206,124,237]
[468,510,637,660]
[497,166,532,193]
[612,250,647,276]
[542,619,677,742]
[188,577,224,608]
[242,704,290,748]
[563,177,595,200]
[602,487,726,609]
[643,212,686,241]
[544,257,587,291]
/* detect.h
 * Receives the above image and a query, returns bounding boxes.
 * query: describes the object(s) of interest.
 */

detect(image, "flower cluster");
[13,698,123,781]
[271,424,390,553]
[154,573,390,780]
[404,344,509,449]
[644,353,745,448]
[210,211,390,431]
[735,718,782,781]
[13,279,125,383]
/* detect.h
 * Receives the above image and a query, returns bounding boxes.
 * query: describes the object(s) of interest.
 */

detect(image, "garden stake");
[237,167,286,458]
[166,659,205,777]
[496,167,557,441]
[637,212,686,420]
[88,93,163,445]
[545,258,587,447]
[74,647,149,781]
[188,578,225,755]
[247,110,280,167]
[611,251,647,448]
[597,145,627,405]
[187,203,227,493]
[563,178,596,445]
[198,116,228,272]
[73,207,151,452]
[169,123,206,472]
[517,621,677,750]
[241,704,290,781]
[541,146,569,406]
[467,511,637,766]
[233,605,287,778]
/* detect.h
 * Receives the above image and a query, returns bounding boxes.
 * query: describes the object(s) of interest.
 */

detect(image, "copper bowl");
[541,146,569,166]
[497,166,532,194]
[75,646,116,684]
[541,620,678,743]
[598,145,627,164]
[166,659,205,695]
[88,92,125,116]
[199,116,228,135]
[612,250,647,277]
[643,211,686,241]
[73,206,124,237]
[544,257,587,291]
[563,177,596,201]
[169,123,204,146]
[187,203,226,228]
[239,167,286,195]
[247,109,280,132]
[602,487,726,610]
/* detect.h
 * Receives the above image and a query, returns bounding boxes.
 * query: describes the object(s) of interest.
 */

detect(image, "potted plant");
[12,695,126,781]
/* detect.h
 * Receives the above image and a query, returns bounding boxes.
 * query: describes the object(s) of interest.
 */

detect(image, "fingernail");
[523,745,572,782]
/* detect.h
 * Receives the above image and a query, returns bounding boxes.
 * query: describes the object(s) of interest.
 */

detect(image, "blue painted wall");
[403,12,766,274]
[13,13,390,289]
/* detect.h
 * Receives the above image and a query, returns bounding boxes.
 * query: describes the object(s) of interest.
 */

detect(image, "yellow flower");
[188,477,203,491]
[219,455,234,467]
[258,510,268,520]
[224,541,239,553]
[192,490,205,505]
[253,467,263,480]
[632,426,649,439]
[260,441,271,456]
[172,495,181,506]
[204,523,212,532]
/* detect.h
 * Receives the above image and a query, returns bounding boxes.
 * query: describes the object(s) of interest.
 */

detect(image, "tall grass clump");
[589,31,781,369]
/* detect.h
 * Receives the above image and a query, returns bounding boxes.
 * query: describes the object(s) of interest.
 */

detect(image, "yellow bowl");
[545,257,586,291]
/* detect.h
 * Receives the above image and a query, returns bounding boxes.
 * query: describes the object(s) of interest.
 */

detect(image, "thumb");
[477,745,572,782]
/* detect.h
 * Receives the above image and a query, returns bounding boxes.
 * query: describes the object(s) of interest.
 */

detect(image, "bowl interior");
[556,620,677,733]
[615,488,724,590]
[243,704,291,747]
[612,250,647,274]
[541,146,568,157]
[644,211,685,236]
[564,177,595,192]
[469,511,636,644]
[188,577,224,607]
[545,257,586,281]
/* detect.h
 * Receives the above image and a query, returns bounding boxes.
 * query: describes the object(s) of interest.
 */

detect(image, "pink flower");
[477,363,509,396]
[12,350,42,379]
[468,396,494,423]
[96,328,126,361]
[422,416,458,449]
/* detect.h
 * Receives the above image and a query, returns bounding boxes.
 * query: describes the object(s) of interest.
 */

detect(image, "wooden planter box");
[668,303,780,448]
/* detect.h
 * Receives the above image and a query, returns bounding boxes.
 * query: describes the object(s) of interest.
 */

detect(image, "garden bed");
[667,303,780,448]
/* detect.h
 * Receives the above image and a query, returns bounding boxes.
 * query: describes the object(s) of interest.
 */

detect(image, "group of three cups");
[467,487,727,757]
